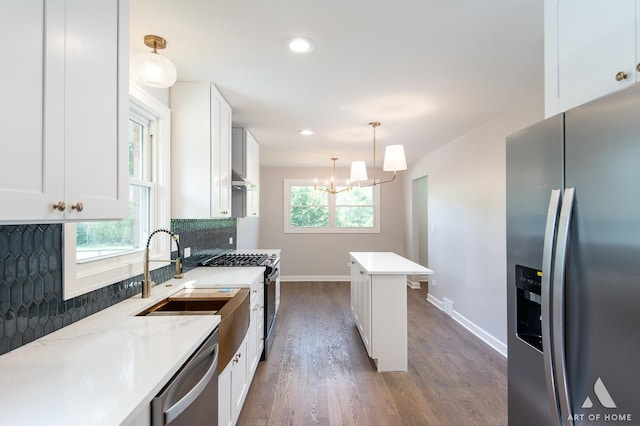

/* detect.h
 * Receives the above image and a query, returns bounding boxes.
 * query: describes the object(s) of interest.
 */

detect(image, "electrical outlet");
[229,237,233,245]
[174,234,179,241]
[431,279,437,287]
[184,247,191,258]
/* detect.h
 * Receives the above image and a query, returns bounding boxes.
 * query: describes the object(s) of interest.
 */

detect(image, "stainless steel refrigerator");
[506,84,640,425]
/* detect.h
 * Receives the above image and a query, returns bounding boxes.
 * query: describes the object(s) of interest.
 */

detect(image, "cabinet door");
[350,261,358,317]
[361,273,372,355]
[247,138,260,216]
[0,0,64,222]
[63,0,128,220]
[218,363,232,426]
[210,85,232,218]
[545,0,637,116]
[231,336,249,424]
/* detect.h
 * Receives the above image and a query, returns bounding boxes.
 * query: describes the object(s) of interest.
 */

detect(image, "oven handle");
[164,343,219,424]
[268,267,279,282]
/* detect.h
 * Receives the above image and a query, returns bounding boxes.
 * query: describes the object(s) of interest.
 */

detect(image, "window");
[75,111,153,261]
[284,179,380,233]
[63,83,171,299]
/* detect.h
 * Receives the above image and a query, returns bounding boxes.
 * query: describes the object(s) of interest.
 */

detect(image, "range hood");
[231,127,258,191]
[231,170,256,191]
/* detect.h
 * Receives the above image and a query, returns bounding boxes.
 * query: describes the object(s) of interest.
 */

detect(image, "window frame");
[62,83,171,300]
[283,178,381,234]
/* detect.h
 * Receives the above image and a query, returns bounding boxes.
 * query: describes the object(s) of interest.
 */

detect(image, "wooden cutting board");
[169,287,239,301]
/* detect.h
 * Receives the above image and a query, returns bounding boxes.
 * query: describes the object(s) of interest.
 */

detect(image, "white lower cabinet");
[219,275,264,425]
[248,279,264,376]
[219,334,248,426]
[350,255,409,372]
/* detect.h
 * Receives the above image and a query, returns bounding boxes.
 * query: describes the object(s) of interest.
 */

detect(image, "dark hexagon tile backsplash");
[0,219,236,355]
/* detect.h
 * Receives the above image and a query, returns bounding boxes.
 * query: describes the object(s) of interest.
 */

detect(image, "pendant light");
[350,122,407,186]
[131,35,177,88]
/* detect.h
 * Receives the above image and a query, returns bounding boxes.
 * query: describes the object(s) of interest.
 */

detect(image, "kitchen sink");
[136,288,240,316]
[137,287,250,373]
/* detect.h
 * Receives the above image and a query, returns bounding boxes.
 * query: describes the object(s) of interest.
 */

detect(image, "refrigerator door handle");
[542,189,562,425]
[552,187,576,426]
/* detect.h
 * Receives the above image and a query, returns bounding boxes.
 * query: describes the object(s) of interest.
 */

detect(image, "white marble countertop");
[0,266,264,426]
[350,252,434,275]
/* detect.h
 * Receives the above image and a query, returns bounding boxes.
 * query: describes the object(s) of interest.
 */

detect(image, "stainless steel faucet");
[142,228,183,298]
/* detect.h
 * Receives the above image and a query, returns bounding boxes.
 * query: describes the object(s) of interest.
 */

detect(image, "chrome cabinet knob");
[71,202,84,212]
[616,71,628,81]
[52,201,66,212]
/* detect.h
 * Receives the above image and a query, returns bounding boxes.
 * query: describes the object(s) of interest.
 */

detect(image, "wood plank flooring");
[237,282,507,425]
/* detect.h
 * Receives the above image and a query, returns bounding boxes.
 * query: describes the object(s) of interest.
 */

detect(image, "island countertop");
[349,251,434,275]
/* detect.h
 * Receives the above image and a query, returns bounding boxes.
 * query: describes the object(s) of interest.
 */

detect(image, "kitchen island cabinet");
[349,252,433,372]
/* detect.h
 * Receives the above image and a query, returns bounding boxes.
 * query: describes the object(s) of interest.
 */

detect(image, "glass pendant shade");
[131,51,177,88]
[383,145,407,171]
[350,160,368,182]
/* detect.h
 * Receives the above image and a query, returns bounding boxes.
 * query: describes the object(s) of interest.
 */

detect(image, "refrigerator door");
[506,114,564,426]
[562,85,640,423]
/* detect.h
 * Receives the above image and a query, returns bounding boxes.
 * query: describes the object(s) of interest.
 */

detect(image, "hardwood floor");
[237,282,507,425]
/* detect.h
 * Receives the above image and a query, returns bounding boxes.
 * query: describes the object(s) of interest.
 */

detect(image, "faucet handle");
[174,257,183,279]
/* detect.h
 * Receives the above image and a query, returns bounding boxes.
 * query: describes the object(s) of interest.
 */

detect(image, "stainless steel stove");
[200,253,268,267]
[199,251,280,360]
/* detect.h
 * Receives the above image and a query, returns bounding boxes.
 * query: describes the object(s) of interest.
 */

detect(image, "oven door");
[263,266,279,359]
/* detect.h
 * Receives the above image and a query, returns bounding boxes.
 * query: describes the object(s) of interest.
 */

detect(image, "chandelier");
[350,122,407,187]
[314,157,352,195]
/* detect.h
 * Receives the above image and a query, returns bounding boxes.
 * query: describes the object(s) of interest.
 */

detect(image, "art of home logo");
[567,377,632,423]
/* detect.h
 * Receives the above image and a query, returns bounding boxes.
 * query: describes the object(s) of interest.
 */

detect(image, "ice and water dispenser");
[515,265,543,352]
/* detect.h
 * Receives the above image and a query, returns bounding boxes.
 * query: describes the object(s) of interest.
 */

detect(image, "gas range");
[199,253,279,269]
[198,249,280,361]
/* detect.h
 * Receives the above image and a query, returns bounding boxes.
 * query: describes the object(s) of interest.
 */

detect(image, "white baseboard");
[426,294,507,358]
[407,279,421,289]
[280,275,350,282]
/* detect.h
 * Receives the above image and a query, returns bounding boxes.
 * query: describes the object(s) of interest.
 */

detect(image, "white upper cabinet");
[545,0,639,116]
[231,128,260,218]
[0,0,128,223]
[171,82,233,218]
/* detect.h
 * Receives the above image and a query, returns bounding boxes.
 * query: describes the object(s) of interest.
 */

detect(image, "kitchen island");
[349,252,433,372]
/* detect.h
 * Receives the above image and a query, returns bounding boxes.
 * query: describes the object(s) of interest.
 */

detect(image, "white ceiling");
[130,0,544,168]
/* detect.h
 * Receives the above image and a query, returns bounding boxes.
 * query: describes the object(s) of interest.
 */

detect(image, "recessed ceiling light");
[287,37,315,53]
[298,129,314,136]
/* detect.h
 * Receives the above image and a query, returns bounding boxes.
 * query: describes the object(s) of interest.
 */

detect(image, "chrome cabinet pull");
[52,201,66,212]
[71,202,84,212]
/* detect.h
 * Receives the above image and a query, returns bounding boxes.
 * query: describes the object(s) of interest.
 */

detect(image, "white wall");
[403,95,544,356]
[258,167,406,279]
[236,217,259,249]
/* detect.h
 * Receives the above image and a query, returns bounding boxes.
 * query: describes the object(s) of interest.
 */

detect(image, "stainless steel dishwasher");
[151,328,219,425]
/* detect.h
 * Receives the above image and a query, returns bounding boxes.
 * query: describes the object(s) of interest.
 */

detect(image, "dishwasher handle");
[162,342,219,424]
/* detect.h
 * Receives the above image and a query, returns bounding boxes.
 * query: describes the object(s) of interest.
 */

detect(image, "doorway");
[411,175,429,292]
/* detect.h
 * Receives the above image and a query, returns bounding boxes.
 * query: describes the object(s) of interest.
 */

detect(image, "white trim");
[406,279,421,289]
[63,83,172,300]
[280,275,351,282]
[426,293,508,358]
